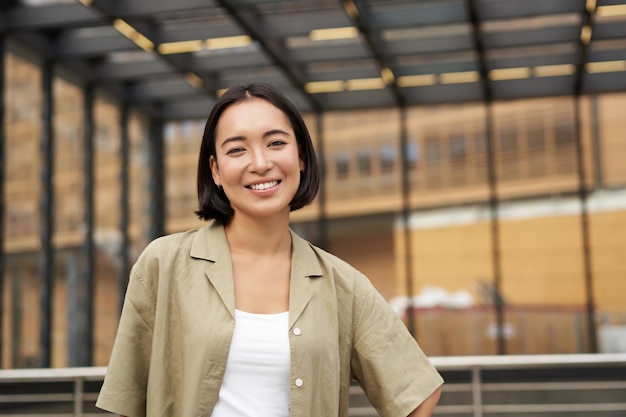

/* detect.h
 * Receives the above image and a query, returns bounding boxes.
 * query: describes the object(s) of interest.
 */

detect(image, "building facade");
[3,49,626,368]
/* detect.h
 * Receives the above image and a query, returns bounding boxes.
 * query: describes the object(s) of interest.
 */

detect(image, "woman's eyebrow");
[262,129,290,138]
[220,136,245,148]
[219,129,290,148]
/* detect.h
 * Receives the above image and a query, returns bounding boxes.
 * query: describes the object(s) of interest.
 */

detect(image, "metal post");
[118,103,130,312]
[400,106,416,337]
[147,118,165,241]
[0,32,5,369]
[471,366,483,417]
[315,112,328,250]
[10,268,21,368]
[590,96,603,188]
[574,97,598,353]
[38,59,54,368]
[69,83,95,366]
[485,103,506,355]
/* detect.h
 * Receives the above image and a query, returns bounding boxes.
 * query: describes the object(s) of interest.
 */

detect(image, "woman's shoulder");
[136,222,220,265]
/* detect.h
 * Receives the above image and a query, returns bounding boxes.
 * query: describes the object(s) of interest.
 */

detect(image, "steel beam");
[38,59,54,368]
[147,118,165,241]
[118,103,130,313]
[68,83,95,367]
[0,34,5,368]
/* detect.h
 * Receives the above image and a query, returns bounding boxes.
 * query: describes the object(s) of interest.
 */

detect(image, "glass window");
[335,151,350,179]
[379,146,396,173]
[499,117,517,152]
[554,120,573,146]
[449,135,467,160]
[405,141,420,170]
[425,136,440,163]
[357,149,371,176]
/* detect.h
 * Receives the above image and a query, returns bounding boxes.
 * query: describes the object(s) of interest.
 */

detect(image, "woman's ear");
[210,155,221,187]
[299,159,305,173]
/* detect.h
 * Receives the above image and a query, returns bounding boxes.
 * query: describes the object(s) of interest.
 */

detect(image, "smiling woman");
[95,82,443,417]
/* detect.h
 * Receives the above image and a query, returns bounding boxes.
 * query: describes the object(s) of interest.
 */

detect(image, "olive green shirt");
[96,221,443,417]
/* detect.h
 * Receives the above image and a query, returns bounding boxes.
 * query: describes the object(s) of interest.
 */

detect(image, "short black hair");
[196,82,320,223]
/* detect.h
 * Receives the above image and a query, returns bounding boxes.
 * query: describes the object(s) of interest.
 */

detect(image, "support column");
[315,113,328,250]
[485,104,506,355]
[0,33,6,368]
[118,103,130,312]
[68,83,95,366]
[574,97,598,353]
[147,119,165,241]
[400,106,416,337]
[38,59,54,368]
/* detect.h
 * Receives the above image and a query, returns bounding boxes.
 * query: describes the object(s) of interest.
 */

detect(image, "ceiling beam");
[342,0,404,106]
[214,0,322,112]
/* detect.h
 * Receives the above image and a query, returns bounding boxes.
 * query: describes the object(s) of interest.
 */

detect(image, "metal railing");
[1,354,625,416]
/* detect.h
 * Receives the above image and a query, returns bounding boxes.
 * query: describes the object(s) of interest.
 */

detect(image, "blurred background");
[1,0,626,370]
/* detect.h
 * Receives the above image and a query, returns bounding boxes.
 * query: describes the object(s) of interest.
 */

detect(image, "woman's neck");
[224,214,292,257]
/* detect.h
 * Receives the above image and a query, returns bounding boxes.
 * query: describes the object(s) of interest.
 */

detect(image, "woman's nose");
[249,149,272,172]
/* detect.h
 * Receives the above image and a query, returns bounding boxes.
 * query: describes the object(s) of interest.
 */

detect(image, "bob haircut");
[196,82,320,223]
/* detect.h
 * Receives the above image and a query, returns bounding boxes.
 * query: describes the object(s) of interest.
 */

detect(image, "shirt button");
[295,378,304,387]
[293,327,302,336]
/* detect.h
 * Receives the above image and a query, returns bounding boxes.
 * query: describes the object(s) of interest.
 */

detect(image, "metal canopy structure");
[2,0,626,119]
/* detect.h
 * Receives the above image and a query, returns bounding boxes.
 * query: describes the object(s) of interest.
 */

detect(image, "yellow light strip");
[586,60,626,73]
[586,0,597,14]
[380,67,395,85]
[346,77,386,91]
[489,67,531,81]
[534,64,575,77]
[113,19,154,52]
[305,81,345,94]
[439,71,480,84]
[343,0,359,19]
[397,74,437,87]
[309,27,358,41]
[77,0,93,6]
[184,73,203,89]
[206,35,251,50]
[580,25,592,45]
[158,40,204,55]
[596,4,626,17]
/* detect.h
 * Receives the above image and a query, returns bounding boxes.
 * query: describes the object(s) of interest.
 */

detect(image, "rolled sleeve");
[350,273,443,417]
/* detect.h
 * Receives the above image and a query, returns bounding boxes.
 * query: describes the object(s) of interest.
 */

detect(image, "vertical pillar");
[118,103,130,312]
[590,96,603,188]
[0,33,6,368]
[315,113,328,250]
[10,268,22,368]
[399,105,416,337]
[147,118,165,241]
[69,83,95,366]
[485,103,506,355]
[574,97,598,353]
[38,59,54,368]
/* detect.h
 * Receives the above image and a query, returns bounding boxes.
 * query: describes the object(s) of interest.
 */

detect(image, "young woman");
[96,83,443,417]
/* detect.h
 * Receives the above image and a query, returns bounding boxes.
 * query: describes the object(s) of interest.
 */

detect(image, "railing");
[1,354,625,416]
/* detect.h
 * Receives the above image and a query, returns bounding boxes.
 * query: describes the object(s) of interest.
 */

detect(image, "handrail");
[1,354,625,416]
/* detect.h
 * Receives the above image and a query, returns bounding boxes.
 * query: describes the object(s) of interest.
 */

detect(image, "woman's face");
[210,97,303,222]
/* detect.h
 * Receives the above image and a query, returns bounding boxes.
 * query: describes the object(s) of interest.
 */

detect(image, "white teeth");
[249,180,278,191]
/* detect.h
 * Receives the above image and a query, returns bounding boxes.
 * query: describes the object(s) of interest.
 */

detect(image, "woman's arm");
[407,386,442,417]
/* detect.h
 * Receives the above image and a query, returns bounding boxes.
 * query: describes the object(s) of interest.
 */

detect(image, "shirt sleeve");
[350,272,443,417]
[96,259,157,417]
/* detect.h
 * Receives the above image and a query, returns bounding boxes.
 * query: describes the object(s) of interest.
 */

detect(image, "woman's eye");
[226,147,245,155]
[268,140,286,147]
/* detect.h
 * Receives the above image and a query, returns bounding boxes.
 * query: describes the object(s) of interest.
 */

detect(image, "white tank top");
[211,309,291,417]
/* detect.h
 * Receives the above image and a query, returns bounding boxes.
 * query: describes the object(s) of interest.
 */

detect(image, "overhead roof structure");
[1,0,626,120]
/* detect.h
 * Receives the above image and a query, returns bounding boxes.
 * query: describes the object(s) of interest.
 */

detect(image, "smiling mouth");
[247,180,280,191]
